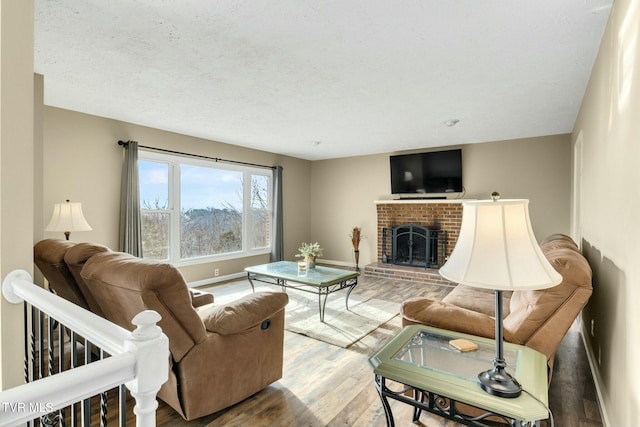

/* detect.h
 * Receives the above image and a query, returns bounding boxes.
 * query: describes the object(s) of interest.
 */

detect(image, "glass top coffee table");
[368,325,549,426]
[245,261,359,321]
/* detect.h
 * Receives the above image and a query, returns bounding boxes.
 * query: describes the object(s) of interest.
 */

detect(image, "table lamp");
[45,199,93,240]
[439,194,561,398]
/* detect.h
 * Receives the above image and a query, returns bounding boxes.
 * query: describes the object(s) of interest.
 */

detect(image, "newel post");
[124,310,169,427]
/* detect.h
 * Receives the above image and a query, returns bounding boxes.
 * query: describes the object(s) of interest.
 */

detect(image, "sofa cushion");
[442,284,511,318]
[34,239,89,309]
[504,246,593,345]
[64,242,110,267]
[401,297,517,342]
[64,242,110,315]
[540,233,579,252]
[81,251,208,362]
[543,247,593,288]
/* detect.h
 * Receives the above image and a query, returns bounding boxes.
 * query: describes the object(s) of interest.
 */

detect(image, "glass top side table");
[369,325,549,426]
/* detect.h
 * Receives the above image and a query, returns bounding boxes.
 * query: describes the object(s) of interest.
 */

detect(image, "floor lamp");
[45,200,93,240]
[439,195,561,398]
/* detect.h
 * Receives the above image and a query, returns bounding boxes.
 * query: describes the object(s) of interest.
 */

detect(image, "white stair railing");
[0,269,169,427]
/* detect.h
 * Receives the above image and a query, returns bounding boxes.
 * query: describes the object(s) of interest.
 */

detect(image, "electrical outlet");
[214,269,219,277]
[590,319,595,336]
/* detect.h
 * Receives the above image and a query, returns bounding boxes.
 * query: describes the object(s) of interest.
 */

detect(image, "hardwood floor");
[121,275,602,426]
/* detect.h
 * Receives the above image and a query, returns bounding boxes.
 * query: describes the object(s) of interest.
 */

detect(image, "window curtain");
[119,140,143,256]
[270,166,284,262]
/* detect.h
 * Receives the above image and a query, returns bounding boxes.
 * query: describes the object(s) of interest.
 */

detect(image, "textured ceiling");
[34,1,613,161]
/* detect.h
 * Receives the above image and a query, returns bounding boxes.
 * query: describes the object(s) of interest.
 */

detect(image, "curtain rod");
[117,140,277,170]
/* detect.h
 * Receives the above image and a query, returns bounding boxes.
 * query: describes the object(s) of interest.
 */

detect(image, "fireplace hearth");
[381,224,446,269]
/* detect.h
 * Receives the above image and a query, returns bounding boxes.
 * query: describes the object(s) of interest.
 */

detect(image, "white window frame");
[139,150,273,266]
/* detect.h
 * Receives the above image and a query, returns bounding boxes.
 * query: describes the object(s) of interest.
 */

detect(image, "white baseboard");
[187,272,245,289]
[580,323,611,427]
[317,258,356,268]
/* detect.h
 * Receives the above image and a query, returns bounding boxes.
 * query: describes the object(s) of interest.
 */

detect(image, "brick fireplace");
[375,200,463,261]
[364,200,464,284]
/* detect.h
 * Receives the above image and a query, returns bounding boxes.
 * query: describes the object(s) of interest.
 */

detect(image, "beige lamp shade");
[45,200,92,237]
[439,199,562,291]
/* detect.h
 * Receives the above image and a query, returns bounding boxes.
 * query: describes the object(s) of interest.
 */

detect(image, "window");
[138,151,272,264]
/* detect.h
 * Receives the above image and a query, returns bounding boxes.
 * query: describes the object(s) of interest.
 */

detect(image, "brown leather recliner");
[63,242,110,316]
[34,239,92,310]
[79,250,289,420]
[34,239,214,311]
[401,234,593,373]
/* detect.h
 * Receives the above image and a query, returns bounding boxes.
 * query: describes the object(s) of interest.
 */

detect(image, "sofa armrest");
[401,297,516,342]
[190,289,214,307]
[200,292,289,335]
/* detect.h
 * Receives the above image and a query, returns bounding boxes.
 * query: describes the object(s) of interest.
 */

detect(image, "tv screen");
[390,149,462,195]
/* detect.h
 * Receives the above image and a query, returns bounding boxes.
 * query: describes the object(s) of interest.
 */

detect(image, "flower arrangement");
[296,242,323,259]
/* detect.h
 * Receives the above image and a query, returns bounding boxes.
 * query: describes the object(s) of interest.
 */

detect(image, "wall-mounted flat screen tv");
[390,149,462,195]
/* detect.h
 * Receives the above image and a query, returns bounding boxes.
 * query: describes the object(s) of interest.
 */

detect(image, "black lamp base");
[478,366,522,398]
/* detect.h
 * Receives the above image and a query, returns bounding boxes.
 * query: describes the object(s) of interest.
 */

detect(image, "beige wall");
[0,0,34,389]
[572,0,640,425]
[42,106,311,283]
[34,74,45,285]
[40,73,574,348]
[310,135,571,266]
[43,105,571,276]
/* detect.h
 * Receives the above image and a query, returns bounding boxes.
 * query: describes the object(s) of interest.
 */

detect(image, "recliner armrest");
[190,289,214,307]
[200,292,288,335]
[401,297,517,342]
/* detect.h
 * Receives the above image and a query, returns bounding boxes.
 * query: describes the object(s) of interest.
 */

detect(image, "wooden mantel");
[374,199,470,205]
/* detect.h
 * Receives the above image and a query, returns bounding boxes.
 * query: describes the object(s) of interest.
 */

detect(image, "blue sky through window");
[180,165,242,210]
[139,161,168,209]
[139,161,243,211]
